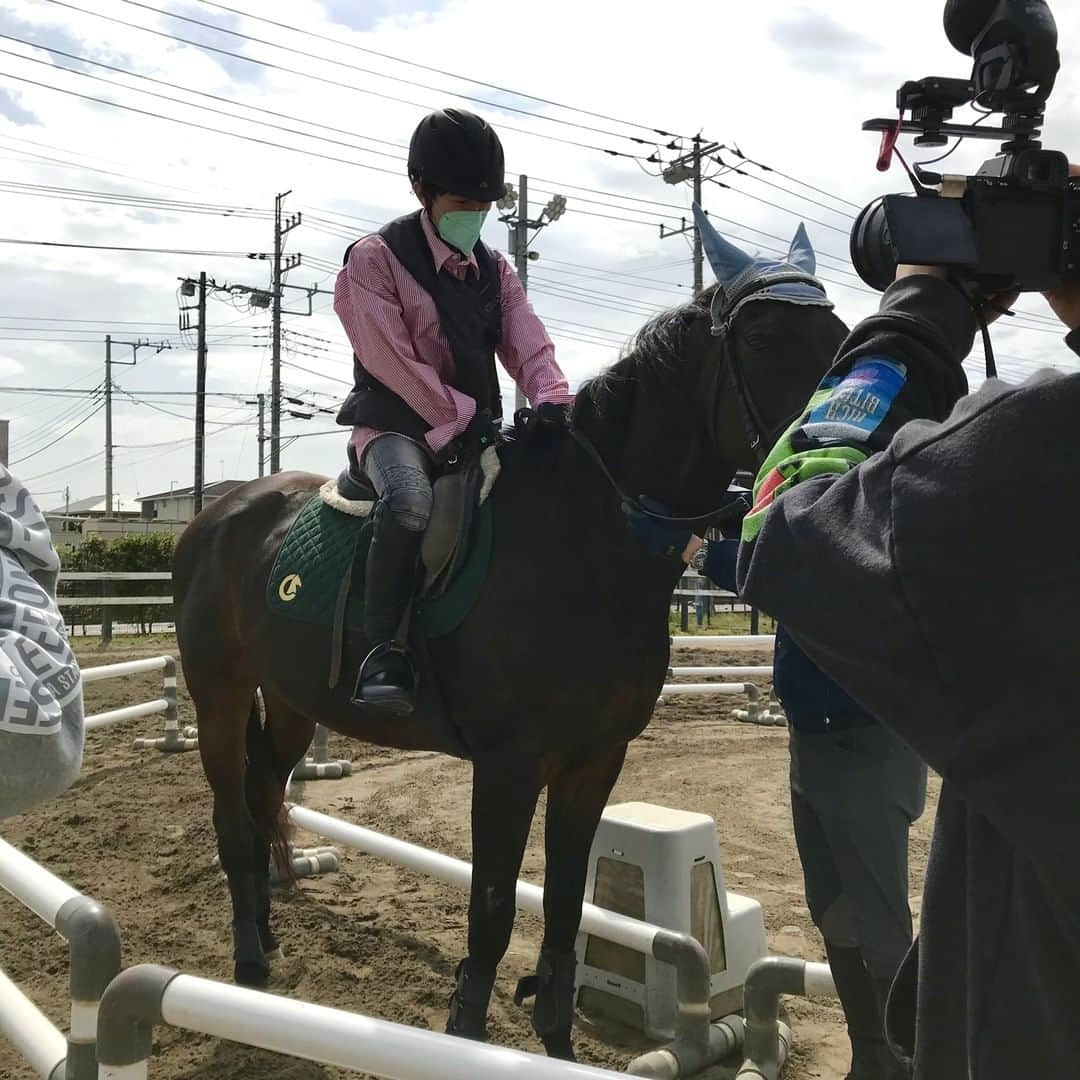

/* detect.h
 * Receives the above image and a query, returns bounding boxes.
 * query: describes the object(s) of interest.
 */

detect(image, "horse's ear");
[787,223,816,274]
[693,202,753,284]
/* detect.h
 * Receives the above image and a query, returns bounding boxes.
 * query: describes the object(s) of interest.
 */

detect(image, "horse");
[171,220,850,1061]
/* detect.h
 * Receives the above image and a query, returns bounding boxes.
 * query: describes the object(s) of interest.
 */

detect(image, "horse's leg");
[446,756,542,1043]
[196,680,275,988]
[523,744,628,1060]
[245,692,315,960]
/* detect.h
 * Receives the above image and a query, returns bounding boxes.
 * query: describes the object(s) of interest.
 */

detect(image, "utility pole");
[660,135,721,295]
[498,176,567,409]
[257,393,266,477]
[179,274,210,514]
[270,191,302,474]
[104,335,169,516]
[194,271,207,513]
[105,334,112,518]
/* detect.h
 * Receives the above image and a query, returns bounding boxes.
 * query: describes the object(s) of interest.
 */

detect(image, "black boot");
[825,943,908,1080]
[351,503,422,716]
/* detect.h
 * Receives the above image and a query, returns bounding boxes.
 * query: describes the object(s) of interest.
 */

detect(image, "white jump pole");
[82,655,197,752]
[0,837,121,1080]
[659,683,754,698]
[283,807,748,1077]
[669,666,773,679]
[85,700,168,733]
[0,967,66,1079]
[96,965,632,1080]
[670,635,775,653]
[289,805,660,961]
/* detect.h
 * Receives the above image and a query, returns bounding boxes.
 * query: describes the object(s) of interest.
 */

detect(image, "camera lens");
[850,197,897,291]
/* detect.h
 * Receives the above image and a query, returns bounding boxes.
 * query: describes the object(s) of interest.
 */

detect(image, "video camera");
[850,0,1080,294]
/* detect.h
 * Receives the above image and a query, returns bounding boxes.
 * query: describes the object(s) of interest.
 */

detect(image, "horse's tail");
[245,692,294,884]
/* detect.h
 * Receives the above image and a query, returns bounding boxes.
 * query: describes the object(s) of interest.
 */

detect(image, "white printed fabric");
[0,467,83,819]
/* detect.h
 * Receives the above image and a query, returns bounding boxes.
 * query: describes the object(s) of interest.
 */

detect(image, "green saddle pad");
[266,494,492,639]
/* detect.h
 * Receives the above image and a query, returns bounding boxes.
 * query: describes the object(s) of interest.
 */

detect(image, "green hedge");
[60,534,175,634]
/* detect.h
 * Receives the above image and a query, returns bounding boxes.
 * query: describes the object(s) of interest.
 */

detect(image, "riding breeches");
[361,434,434,533]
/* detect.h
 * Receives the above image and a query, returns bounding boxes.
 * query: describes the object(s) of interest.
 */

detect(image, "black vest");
[336,211,504,440]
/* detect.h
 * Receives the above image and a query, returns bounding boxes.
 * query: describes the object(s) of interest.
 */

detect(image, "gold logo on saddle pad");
[278,573,302,602]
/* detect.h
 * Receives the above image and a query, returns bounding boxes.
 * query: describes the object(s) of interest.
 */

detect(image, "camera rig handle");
[863,0,1058,154]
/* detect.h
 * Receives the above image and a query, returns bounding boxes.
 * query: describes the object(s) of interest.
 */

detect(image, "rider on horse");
[334,108,572,716]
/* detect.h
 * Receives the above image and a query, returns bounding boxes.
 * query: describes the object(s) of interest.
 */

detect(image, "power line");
[0,177,272,219]
[114,0,667,147]
[41,1,652,161]
[9,403,104,465]
[0,237,270,257]
[191,0,686,139]
[0,41,412,170]
[22,450,106,483]
[0,69,403,177]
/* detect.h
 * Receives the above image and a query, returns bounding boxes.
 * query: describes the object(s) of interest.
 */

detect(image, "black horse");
[172,239,849,1060]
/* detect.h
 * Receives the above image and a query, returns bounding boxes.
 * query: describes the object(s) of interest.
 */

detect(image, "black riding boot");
[351,504,422,716]
[825,942,909,1080]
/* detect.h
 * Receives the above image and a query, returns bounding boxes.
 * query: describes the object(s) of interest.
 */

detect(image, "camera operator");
[735,252,1080,1077]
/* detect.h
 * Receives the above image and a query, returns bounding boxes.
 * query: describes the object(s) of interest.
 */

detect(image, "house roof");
[44,494,142,516]
[138,480,247,502]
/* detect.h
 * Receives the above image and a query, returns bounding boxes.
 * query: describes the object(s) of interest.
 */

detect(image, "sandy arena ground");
[0,636,938,1080]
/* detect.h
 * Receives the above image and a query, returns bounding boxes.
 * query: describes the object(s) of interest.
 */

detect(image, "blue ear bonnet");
[692,203,833,332]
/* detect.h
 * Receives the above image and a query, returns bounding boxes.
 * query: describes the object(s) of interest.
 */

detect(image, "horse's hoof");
[542,1033,575,1061]
[235,960,270,988]
[264,945,284,964]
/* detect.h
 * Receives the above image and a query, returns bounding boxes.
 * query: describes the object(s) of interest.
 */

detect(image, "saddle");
[323,443,499,600]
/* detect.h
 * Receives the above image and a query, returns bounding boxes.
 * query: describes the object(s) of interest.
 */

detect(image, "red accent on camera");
[877,117,902,172]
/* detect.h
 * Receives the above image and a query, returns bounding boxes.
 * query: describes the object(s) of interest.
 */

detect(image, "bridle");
[527,268,831,529]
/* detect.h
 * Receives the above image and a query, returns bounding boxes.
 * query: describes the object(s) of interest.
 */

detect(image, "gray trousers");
[789,722,927,982]
[361,434,433,533]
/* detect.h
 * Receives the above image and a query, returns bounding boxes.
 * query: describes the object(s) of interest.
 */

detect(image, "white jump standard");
[81,656,197,753]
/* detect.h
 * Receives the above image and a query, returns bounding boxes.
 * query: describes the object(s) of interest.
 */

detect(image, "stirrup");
[351,643,417,716]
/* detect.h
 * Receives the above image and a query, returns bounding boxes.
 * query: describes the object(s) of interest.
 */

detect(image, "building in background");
[45,494,143,548]
[138,480,246,525]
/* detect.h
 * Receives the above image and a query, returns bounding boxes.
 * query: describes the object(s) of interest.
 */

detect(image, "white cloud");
[0,0,1076,500]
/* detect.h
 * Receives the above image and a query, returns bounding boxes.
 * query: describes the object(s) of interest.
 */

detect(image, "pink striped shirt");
[334,210,572,458]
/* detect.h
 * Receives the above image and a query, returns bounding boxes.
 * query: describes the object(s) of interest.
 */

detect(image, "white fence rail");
[0,836,121,1080]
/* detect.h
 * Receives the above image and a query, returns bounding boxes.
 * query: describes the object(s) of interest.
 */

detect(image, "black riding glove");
[535,401,570,428]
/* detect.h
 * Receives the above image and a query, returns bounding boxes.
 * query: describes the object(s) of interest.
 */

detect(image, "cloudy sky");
[1,0,1078,508]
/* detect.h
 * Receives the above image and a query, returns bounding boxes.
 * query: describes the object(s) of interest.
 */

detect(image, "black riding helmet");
[407,109,507,203]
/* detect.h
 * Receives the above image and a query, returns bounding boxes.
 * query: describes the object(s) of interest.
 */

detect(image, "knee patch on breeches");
[382,473,433,532]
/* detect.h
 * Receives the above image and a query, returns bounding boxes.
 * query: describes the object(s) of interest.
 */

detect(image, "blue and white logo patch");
[804,357,907,442]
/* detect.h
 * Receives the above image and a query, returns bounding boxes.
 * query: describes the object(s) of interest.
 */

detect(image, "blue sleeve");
[702,539,740,593]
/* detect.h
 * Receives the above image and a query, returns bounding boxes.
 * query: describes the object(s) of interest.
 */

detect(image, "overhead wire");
[190,0,686,138]
[113,0,668,146]
[41,0,654,161]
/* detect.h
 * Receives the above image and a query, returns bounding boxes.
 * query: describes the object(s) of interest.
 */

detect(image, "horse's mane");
[570,284,717,427]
